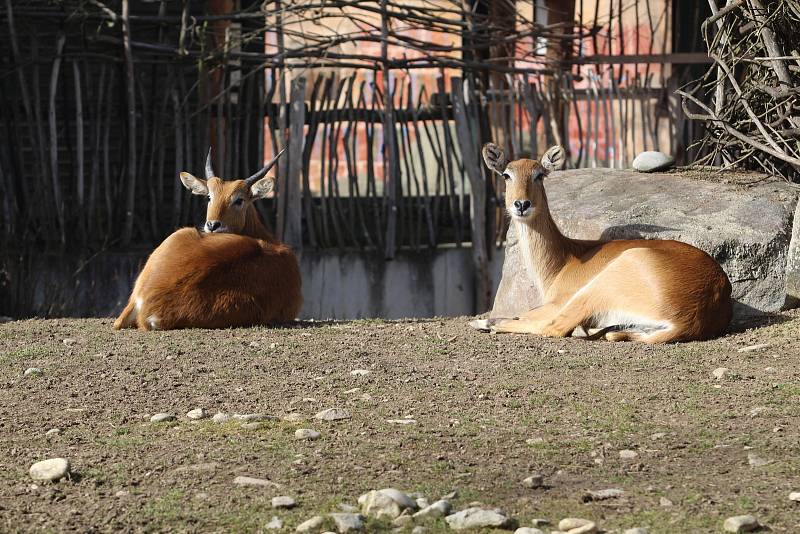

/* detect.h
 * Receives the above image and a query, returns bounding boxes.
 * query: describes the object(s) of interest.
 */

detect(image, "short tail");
[113,300,137,330]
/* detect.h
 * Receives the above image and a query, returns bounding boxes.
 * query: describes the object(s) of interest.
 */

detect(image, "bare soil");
[1,313,799,533]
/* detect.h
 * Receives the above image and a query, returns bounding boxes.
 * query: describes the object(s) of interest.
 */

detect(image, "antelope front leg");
[470,303,569,336]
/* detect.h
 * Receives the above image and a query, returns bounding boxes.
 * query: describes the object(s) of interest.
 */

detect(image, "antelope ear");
[250,176,274,200]
[179,172,209,195]
[482,142,508,175]
[541,145,566,173]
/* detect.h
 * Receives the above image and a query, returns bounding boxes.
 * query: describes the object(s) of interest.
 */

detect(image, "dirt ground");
[1,312,799,533]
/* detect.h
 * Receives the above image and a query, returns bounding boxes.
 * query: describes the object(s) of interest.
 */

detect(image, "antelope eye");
[502,173,511,181]
[233,198,244,206]
[206,195,211,202]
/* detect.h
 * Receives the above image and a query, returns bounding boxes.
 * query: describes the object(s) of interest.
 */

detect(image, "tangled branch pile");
[679,0,800,181]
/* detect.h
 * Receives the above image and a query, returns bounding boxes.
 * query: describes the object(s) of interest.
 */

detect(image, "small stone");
[619,449,638,460]
[359,488,418,519]
[295,428,321,440]
[525,437,545,445]
[413,500,451,520]
[241,422,263,430]
[234,413,278,422]
[789,491,800,502]
[29,458,70,482]
[738,343,770,353]
[582,488,624,502]
[296,515,325,533]
[350,369,370,376]
[723,515,759,532]
[150,413,176,423]
[392,513,414,528]
[557,518,597,534]
[387,418,417,425]
[749,406,770,417]
[712,367,730,380]
[315,408,352,421]
[233,476,281,488]
[186,408,207,420]
[412,527,427,534]
[415,497,430,509]
[522,474,544,488]
[531,519,550,527]
[649,432,666,440]
[747,453,770,467]
[266,516,284,530]
[623,529,649,534]
[514,529,544,534]
[659,497,674,507]
[212,412,231,423]
[282,413,306,422]
[273,495,297,509]
[23,367,43,377]
[330,512,364,532]
[445,507,515,530]
[632,151,674,172]
[45,428,61,437]
[344,388,361,395]
[62,338,77,347]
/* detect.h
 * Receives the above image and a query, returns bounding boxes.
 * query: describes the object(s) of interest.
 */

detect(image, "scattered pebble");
[350,369,370,376]
[23,367,43,377]
[789,491,800,502]
[266,516,283,530]
[344,387,361,395]
[212,412,231,423]
[649,432,666,441]
[295,428,321,441]
[62,338,77,347]
[514,529,544,534]
[330,513,364,532]
[659,497,674,507]
[387,418,417,425]
[29,458,70,482]
[723,515,759,533]
[315,408,352,421]
[282,413,306,423]
[623,529,649,534]
[359,488,418,519]
[272,495,297,509]
[738,343,769,353]
[712,367,731,380]
[632,151,675,172]
[233,476,281,488]
[296,515,325,533]
[619,449,638,460]
[234,413,277,422]
[747,453,770,467]
[445,507,515,530]
[582,488,624,502]
[412,527,427,534]
[115,490,130,497]
[525,437,545,445]
[392,513,414,528]
[413,499,452,520]
[150,413,176,423]
[558,518,597,534]
[522,474,544,488]
[531,519,550,527]
[186,408,208,420]
[45,428,61,437]
[416,497,430,509]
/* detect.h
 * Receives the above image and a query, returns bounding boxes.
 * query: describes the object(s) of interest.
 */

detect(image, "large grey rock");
[491,169,800,319]
[358,488,417,519]
[445,507,515,530]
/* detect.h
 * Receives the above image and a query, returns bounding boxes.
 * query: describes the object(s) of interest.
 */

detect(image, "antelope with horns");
[472,143,732,343]
[113,149,302,330]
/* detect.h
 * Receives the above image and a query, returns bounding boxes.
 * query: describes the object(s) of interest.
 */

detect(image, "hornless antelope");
[472,143,732,343]
[113,149,302,330]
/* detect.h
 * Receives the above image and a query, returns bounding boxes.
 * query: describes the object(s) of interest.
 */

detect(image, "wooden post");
[381,0,398,259]
[284,77,305,249]
[451,77,490,313]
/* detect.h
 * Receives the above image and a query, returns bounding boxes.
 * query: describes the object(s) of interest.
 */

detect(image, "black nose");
[513,200,531,212]
[206,220,221,232]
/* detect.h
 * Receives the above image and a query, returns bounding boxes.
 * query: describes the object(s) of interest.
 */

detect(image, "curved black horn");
[244,148,286,186]
[205,147,215,179]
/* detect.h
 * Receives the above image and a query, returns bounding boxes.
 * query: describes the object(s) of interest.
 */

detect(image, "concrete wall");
[0,247,505,320]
